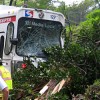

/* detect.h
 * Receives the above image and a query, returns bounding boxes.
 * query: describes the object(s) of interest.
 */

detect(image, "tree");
[77,9,100,84]
[94,0,100,8]
[15,0,56,9]
[0,0,4,4]
[55,1,66,15]
[57,0,94,25]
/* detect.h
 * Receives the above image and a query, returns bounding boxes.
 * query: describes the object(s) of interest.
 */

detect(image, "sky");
[59,0,84,5]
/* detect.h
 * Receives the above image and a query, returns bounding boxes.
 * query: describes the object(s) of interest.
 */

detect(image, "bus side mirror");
[10,38,18,45]
[0,36,4,58]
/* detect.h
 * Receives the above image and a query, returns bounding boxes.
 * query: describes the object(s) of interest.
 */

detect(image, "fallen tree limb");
[34,77,71,100]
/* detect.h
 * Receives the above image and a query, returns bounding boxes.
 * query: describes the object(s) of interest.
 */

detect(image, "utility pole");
[23,0,28,8]
[9,0,13,6]
[3,0,5,5]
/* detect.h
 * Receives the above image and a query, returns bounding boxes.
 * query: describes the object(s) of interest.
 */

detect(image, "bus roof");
[0,5,21,11]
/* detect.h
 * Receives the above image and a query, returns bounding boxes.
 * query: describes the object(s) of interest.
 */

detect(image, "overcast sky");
[59,0,84,5]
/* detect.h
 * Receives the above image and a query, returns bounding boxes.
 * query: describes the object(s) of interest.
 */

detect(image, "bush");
[85,79,100,100]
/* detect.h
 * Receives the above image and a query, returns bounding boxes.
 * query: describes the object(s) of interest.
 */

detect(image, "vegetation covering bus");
[0,5,65,72]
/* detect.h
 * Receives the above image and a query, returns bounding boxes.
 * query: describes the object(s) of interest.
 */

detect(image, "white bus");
[0,5,65,72]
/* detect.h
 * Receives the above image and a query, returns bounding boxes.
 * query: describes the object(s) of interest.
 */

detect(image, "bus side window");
[4,22,14,55]
[0,36,4,58]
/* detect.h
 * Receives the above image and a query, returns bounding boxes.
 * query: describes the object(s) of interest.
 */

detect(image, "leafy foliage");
[85,79,100,100]
[11,46,85,99]
[77,10,100,84]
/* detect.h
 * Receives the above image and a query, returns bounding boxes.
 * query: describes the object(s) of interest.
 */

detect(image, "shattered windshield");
[16,17,63,57]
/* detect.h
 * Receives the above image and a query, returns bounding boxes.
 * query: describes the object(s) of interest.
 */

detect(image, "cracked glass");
[16,17,63,57]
